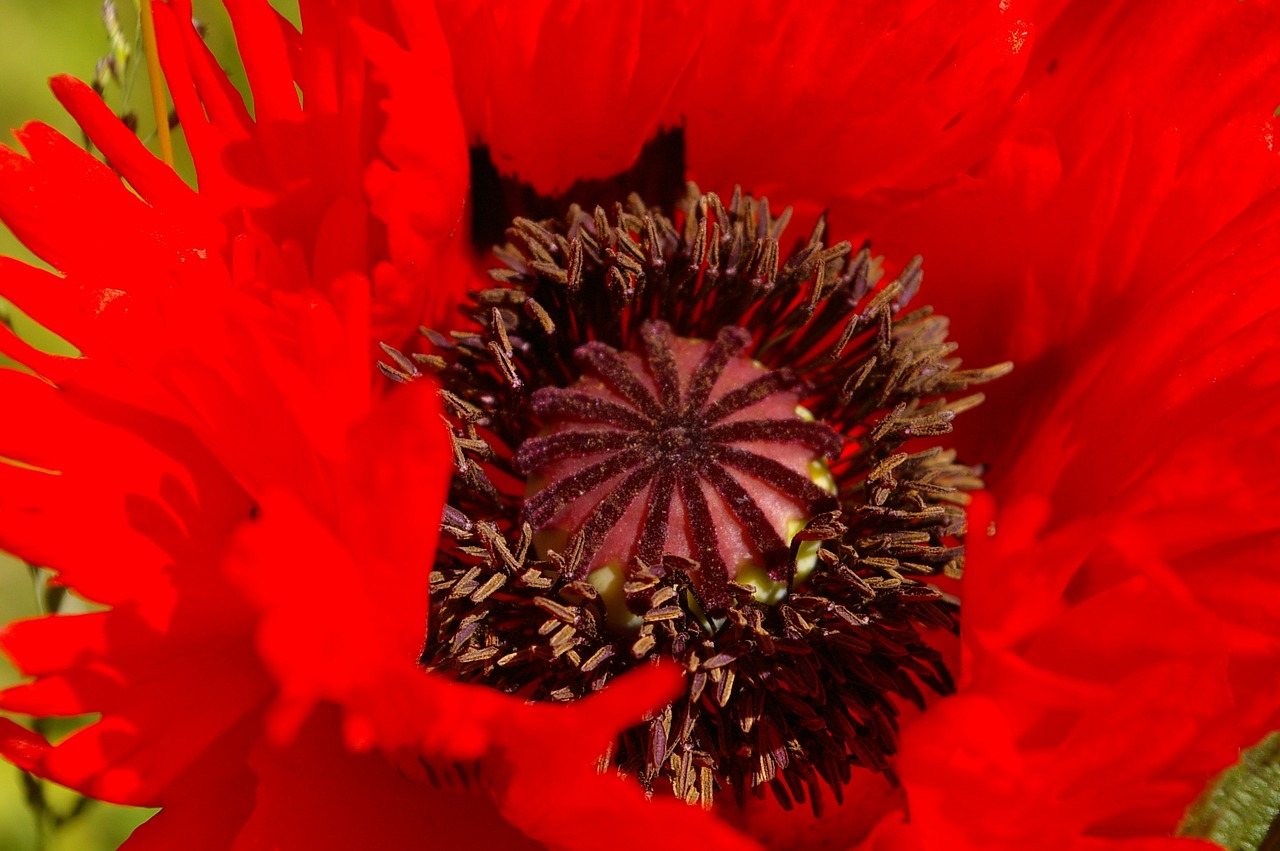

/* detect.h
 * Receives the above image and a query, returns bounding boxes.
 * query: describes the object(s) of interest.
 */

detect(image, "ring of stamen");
[392,184,1011,814]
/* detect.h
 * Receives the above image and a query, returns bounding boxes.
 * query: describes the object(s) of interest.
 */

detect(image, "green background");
[0,2,294,847]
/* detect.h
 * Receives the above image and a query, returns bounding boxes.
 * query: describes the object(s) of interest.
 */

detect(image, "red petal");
[358,3,472,338]
[49,75,204,218]
[1,611,271,805]
[0,717,48,773]
[236,706,541,850]
[224,0,305,124]
[0,370,250,611]
[682,0,1034,206]
[486,665,760,851]
[119,707,262,851]
[436,0,707,194]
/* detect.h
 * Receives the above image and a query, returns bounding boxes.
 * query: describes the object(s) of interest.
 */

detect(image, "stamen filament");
[139,0,175,168]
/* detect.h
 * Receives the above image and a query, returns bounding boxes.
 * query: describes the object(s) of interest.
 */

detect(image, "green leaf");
[1177,731,1280,851]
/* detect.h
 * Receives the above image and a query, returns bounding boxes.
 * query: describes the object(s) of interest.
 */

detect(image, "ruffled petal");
[154,0,470,344]
[358,1,472,332]
[0,610,270,805]
[218,378,449,745]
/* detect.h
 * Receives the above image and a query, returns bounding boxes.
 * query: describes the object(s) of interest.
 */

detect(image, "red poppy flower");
[1,1,1277,850]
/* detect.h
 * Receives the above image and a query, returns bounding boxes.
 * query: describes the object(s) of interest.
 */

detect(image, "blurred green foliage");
[0,2,295,847]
